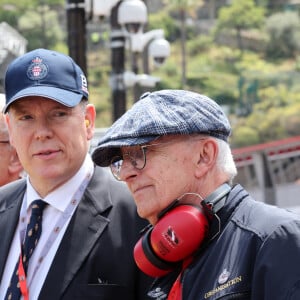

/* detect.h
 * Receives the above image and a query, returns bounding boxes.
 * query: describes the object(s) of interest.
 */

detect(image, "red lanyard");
[17,173,92,294]
[168,257,193,300]
[168,274,183,300]
[18,255,29,300]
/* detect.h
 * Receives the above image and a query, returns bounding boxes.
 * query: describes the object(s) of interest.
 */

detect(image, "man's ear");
[85,104,96,140]
[8,148,23,177]
[194,138,218,178]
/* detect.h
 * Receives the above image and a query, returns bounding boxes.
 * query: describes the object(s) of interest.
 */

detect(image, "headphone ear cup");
[134,205,209,277]
[134,227,177,277]
[151,205,209,261]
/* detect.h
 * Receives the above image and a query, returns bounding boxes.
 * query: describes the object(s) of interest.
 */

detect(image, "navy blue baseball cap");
[92,89,231,167]
[3,48,89,113]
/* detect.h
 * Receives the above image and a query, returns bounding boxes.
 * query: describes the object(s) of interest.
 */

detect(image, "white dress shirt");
[0,154,94,300]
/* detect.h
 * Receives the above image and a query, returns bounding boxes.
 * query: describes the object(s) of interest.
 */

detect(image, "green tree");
[215,0,265,53]
[232,83,300,145]
[0,0,65,50]
[18,5,64,50]
[164,0,204,88]
[231,125,260,147]
[265,11,300,58]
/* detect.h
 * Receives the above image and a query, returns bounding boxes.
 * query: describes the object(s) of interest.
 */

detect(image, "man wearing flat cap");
[93,89,300,300]
[0,48,152,300]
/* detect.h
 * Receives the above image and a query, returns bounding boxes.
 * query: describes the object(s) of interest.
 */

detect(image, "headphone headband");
[202,183,231,214]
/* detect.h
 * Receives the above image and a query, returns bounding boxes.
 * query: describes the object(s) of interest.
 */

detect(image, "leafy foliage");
[216,0,265,31]
[18,5,64,50]
[230,83,300,146]
[0,0,65,50]
[215,0,265,52]
[265,11,300,58]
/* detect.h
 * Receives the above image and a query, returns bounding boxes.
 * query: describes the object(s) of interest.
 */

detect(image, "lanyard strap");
[18,256,29,300]
[18,172,92,297]
[168,257,193,300]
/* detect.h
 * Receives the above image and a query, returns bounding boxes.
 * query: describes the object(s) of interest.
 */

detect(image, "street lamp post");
[85,0,127,121]
[85,0,170,122]
[66,0,87,75]
[110,2,126,121]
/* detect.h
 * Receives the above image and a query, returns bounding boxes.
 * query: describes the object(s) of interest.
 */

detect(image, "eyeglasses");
[110,141,177,180]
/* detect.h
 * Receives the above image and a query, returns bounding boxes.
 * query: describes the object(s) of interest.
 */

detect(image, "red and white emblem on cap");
[27,56,48,80]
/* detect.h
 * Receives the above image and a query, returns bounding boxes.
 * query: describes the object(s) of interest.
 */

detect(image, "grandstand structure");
[232,135,300,211]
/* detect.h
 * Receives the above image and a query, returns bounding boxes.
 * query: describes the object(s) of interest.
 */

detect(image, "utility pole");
[66,0,87,76]
[110,2,126,121]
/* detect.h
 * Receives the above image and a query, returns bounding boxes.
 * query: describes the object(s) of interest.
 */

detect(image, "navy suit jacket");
[0,166,152,299]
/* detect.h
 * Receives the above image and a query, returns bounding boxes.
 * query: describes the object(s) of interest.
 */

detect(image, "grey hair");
[215,138,237,183]
[188,134,237,183]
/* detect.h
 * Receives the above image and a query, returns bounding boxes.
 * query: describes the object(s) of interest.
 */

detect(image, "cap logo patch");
[27,56,48,81]
[80,74,89,95]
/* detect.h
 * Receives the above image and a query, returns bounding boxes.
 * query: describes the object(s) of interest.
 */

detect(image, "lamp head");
[85,0,120,19]
[123,71,160,88]
[149,38,171,66]
[118,0,148,34]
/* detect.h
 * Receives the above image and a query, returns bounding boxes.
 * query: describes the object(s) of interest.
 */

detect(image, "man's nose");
[34,120,53,140]
[119,158,138,181]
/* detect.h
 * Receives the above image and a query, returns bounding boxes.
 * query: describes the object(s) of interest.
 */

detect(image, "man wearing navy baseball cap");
[93,89,300,299]
[0,48,152,300]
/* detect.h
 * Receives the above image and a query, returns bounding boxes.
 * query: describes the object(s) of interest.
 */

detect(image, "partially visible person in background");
[0,93,23,185]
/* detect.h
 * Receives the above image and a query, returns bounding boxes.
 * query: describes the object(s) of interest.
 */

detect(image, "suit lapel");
[39,167,113,299]
[0,180,26,279]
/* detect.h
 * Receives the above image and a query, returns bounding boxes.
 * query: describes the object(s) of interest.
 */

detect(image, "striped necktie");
[5,199,47,300]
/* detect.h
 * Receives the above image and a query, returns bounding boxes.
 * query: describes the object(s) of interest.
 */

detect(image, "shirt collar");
[26,154,94,212]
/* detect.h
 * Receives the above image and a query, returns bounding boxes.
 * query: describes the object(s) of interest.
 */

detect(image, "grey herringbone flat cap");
[92,89,231,167]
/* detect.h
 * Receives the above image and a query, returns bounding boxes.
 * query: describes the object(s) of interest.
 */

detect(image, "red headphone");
[133,184,231,277]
